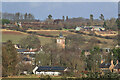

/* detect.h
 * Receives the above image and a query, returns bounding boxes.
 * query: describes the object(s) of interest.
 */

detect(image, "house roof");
[23,57,31,61]
[14,44,21,48]
[17,49,28,52]
[100,62,111,68]
[114,63,120,69]
[36,66,66,72]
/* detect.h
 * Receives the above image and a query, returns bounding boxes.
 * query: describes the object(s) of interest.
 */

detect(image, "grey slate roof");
[36,66,66,72]
[114,63,120,69]
[17,49,28,52]
[100,62,111,68]
[23,57,31,61]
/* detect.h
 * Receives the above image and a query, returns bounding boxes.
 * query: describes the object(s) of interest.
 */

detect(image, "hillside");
[2,29,52,45]
[2,29,117,48]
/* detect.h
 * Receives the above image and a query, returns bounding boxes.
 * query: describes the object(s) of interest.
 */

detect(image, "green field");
[2,30,52,45]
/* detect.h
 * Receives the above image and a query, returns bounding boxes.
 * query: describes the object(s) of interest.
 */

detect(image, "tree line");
[2,12,35,21]
[2,12,120,31]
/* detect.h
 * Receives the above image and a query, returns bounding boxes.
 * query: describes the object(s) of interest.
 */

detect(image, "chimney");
[101,60,104,64]
[111,60,114,65]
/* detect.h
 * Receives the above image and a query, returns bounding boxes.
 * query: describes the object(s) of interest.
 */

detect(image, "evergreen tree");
[103,21,107,29]
[48,14,52,19]
[99,14,104,21]
[90,14,93,25]
[66,16,68,21]
[24,13,28,20]
[62,16,65,21]
[15,12,20,20]
[116,18,120,29]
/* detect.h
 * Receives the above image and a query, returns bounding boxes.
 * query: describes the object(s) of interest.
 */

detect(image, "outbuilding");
[33,66,68,76]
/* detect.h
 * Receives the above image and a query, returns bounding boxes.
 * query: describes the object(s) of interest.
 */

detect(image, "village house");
[115,45,120,49]
[14,44,21,49]
[99,59,120,74]
[22,57,32,65]
[91,26,105,31]
[75,26,105,31]
[114,60,120,73]
[102,48,111,53]
[75,26,83,31]
[17,48,38,65]
[33,66,68,76]
[17,48,38,55]
[100,60,115,73]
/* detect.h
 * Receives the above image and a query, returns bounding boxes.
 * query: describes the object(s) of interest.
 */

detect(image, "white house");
[33,66,68,76]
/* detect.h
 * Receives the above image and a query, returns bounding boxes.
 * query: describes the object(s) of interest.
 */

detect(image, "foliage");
[90,14,93,25]
[86,72,100,78]
[2,12,35,21]
[116,18,120,29]
[103,21,107,29]
[111,48,120,62]
[48,14,52,19]
[66,16,69,21]
[86,47,101,72]
[2,19,10,25]
[99,14,104,21]
[36,51,51,66]
[19,35,41,49]
[2,40,19,77]
[105,18,118,30]
[100,72,119,78]
[66,34,85,50]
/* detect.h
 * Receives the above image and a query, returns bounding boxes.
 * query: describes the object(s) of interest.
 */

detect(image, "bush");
[2,19,10,25]
[101,72,119,78]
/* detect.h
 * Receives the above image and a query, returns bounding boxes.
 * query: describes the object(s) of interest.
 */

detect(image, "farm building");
[91,26,105,31]
[75,26,83,31]
[81,26,105,31]
[33,66,68,76]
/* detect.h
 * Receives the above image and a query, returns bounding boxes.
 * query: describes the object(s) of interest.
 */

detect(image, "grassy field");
[2,29,52,45]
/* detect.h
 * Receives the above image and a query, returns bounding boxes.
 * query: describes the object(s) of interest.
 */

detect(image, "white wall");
[36,71,61,76]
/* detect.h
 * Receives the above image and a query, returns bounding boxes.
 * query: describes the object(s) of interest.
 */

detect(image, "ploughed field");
[2,29,52,45]
[27,30,76,37]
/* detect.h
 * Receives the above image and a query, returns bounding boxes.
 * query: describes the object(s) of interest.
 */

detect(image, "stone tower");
[56,32,65,49]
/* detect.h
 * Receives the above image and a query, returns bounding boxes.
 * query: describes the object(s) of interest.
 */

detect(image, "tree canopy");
[2,19,10,25]
[2,40,18,77]
[19,35,41,49]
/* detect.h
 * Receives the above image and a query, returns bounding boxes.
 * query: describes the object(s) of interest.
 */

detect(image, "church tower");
[56,32,65,49]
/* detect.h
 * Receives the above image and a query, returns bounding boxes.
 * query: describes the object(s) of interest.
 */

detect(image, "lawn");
[2,30,52,45]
